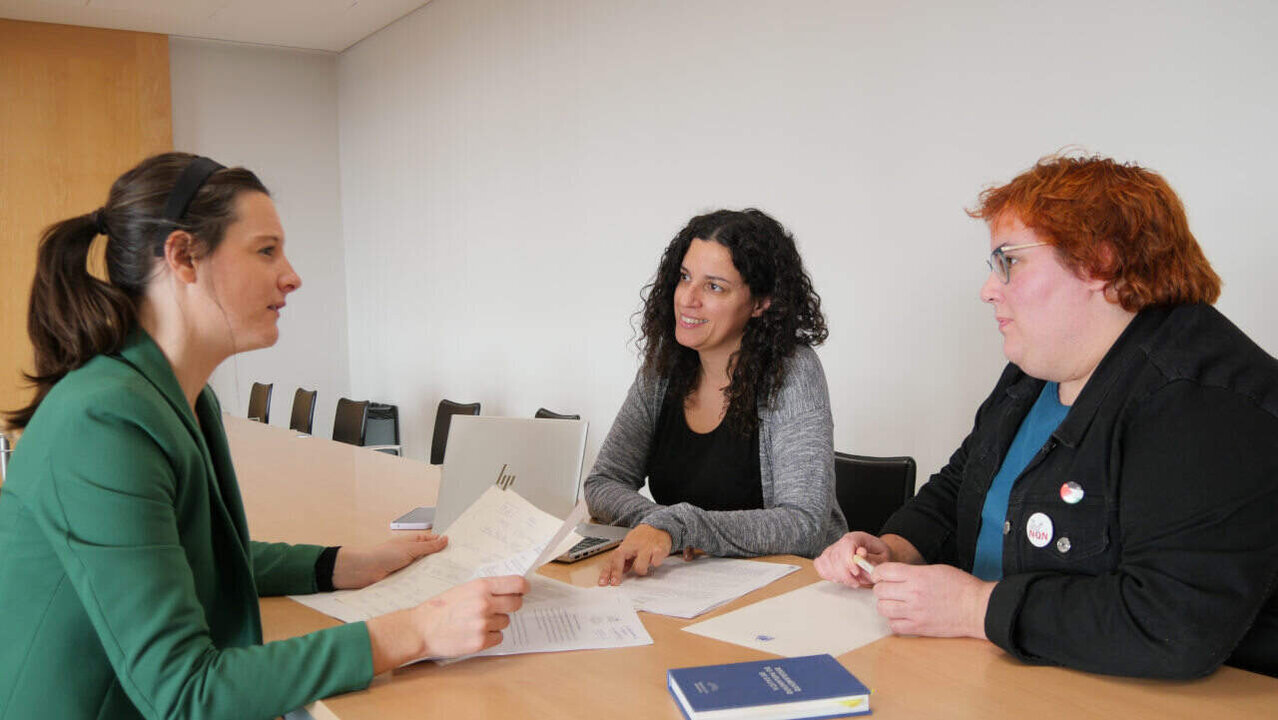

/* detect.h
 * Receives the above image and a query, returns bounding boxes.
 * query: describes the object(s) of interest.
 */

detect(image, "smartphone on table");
[390,506,435,530]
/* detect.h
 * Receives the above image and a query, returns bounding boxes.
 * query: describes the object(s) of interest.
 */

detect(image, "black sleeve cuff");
[315,546,340,592]
[985,572,1037,661]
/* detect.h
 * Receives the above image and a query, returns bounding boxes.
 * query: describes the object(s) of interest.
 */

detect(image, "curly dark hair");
[638,209,827,434]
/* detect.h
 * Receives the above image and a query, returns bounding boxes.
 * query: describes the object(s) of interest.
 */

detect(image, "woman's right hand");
[367,575,529,672]
[598,523,673,586]
[814,532,891,588]
[414,575,529,658]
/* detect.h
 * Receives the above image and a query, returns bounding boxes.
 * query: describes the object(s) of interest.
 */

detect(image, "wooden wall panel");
[0,20,171,435]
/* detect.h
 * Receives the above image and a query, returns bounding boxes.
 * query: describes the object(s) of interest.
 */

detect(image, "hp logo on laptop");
[495,463,516,490]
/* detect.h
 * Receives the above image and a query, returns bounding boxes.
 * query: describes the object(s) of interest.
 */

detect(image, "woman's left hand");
[333,532,449,590]
[870,562,996,639]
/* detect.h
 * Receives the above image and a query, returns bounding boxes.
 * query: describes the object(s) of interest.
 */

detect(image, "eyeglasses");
[986,242,1048,283]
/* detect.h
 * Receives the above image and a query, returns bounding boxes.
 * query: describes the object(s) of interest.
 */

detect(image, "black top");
[647,387,763,512]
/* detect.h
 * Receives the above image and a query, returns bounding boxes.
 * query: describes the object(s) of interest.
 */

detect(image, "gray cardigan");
[583,345,847,558]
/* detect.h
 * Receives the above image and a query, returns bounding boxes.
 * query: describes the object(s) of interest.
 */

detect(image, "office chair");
[365,402,402,456]
[289,388,317,435]
[430,399,481,465]
[834,452,917,534]
[534,407,580,421]
[332,398,369,447]
[247,382,272,423]
[333,398,403,455]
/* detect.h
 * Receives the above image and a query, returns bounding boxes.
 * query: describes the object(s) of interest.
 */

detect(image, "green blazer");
[0,331,372,720]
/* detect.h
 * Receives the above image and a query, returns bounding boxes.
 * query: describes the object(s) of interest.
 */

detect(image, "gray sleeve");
[582,369,666,527]
[642,347,838,558]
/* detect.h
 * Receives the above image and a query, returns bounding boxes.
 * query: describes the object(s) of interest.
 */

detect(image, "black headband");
[156,156,225,255]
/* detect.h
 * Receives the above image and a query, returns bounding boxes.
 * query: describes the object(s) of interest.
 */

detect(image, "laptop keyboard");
[557,534,621,562]
[569,536,612,552]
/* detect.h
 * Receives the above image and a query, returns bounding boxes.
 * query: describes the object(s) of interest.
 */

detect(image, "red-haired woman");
[816,155,1277,679]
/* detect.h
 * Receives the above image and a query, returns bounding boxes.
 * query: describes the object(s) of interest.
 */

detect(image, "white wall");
[171,37,350,439]
[335,0,1278,479]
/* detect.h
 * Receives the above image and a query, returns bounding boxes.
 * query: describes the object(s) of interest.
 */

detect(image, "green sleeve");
[35,409,373,720]
[251,540,325,596]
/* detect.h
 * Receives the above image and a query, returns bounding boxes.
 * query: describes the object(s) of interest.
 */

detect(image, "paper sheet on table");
[433,575,652,664]
[617,557,800,618]
[290,486,582,620]
[683,580,891,657]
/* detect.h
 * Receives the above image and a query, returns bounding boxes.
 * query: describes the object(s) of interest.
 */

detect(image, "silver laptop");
[434,415,622,561]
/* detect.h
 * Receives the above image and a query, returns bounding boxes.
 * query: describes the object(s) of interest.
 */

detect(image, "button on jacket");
[882,303,1278,679]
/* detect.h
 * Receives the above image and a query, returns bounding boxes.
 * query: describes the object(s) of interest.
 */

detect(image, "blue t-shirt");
[971,382,1069,581]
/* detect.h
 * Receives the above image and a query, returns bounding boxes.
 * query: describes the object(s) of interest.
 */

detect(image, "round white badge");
[1060,481,1085,504]
[1026,512,1054,548]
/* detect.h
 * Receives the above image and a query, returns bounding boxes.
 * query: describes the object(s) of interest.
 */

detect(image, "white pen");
[851,554,876,578]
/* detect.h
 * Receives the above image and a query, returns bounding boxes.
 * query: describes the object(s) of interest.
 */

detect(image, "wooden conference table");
[226,416,1278,719]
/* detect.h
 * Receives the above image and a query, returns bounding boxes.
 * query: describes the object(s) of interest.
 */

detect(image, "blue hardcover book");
[666,653,870,720]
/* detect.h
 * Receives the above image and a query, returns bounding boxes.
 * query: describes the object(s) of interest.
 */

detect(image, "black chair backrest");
[333,398,370,446]
[431,399,481,465]
[834,453,917,534]
[289,388,318,434]
[534,407,580,421]
[248,382,272,423]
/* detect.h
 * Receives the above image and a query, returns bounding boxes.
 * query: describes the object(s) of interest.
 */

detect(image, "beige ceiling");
[0,0,433,52]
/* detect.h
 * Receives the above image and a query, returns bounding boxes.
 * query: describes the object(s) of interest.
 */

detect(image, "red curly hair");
[969,154,1221,311]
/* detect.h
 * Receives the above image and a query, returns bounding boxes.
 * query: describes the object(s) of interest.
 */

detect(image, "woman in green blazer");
[0,153,528,720]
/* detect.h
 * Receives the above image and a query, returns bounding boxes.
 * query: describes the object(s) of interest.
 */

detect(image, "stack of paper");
[617,557,800,618]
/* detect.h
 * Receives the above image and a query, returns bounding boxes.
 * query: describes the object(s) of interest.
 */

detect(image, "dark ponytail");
[5,152,269,429]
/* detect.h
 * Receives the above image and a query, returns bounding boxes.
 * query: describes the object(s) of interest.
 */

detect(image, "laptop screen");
[434,415,589,533]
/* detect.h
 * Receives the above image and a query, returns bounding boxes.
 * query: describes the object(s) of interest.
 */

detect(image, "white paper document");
[617,557,800,619]
[438,575,652,663]
[287,588,369,623]
[289,486,583,621]
[683,580,891,657]
[473,499,589,579]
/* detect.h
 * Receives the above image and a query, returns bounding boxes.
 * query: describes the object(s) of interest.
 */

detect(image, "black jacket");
[882,303,1278,679]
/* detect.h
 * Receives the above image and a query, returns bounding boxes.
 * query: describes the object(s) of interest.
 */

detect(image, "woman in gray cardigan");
[586,209,847,585]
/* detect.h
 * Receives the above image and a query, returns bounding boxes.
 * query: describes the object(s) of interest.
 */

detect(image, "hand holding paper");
[438,575,652,664]
[291,486,651,665]
[363,574,529,672]
[333,486,575,617]
[332,532,448,589]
